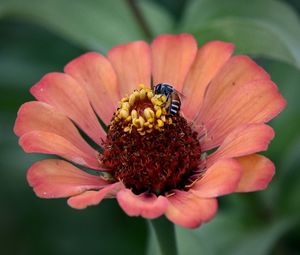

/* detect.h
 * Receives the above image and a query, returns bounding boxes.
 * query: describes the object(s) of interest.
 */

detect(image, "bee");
[153,83,182,115]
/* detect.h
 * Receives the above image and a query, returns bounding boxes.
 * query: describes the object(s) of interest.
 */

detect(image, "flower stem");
[126,0,153,41]
[149,217,178,255]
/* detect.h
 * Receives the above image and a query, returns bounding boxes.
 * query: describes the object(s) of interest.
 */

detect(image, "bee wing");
[173,89,186,100]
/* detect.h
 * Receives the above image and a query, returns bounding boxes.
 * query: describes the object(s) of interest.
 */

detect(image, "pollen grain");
[111,84,171,135]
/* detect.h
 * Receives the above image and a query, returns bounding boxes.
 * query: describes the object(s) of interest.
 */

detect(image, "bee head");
[154,83,174,96]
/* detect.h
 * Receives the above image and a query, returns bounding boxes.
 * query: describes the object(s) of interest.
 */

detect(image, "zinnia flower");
[14,34,285,228]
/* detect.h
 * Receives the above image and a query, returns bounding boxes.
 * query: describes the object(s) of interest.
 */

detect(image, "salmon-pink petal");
[165,190,218,228]
[196,55,270,121]
[116,189,168,219]
[14,101,97,161]
[64,52,119,125]
[192,159,241,198]
[197,79,286,150]
[236,154,275,192]
[182,41,234,120]
[19,131,101,170]
[207,124,275,166]
[107,41,151,95]
[151,34,197,92]
[27,159,108,198]
[30,72,106,144]
[194,55,271,146]
[68,182,124,209]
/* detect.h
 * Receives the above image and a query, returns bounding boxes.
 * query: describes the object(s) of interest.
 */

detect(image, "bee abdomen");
[170,99,181,115]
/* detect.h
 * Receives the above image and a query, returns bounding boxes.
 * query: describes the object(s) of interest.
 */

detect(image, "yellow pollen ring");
[111,84,175,135]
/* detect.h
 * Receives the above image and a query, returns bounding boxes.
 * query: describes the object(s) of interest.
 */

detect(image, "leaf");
[229,219,294,255]
[138,0,174,36]
[276,135,300,215]
[261,60,300,159]
[0,0,147,52]
[176,212,244,255]
[176,212,295,255]
[0,20,84,90]
[179,0,300,68]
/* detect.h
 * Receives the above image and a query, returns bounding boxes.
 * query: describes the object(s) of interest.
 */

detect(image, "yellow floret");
[111,85,175,135]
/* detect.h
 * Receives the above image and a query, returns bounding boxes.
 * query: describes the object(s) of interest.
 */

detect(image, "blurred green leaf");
[176,213,294,255]
[176,213,244,255]
[0,20,84,90]
[139,0,174,35]
[0,0,148,52]
[180,0,300,68]
[262,60,300,160]
[150,0,188,20]
[229,219,294,255]
[276,136,300,215]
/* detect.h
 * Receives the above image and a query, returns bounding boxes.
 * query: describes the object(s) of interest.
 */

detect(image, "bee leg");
[164,97,171,114]
[156,94,169,108]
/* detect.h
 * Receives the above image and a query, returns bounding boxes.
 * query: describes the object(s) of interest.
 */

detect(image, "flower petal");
[194,55,270,145]
[197,79,286,150]
[19,131,101,169]
[236,154,275,192]
[64,52,120,125]
[67,182,124,209]
[182,41,234,120]
[151,34,197,92]
[165,190,218,228]
[196,55,270,120]
[207,124,275,166]
[116,189,168,219]
[14,101,97,162]
[192,159,241,198]
[30,72,106,144]
[107,41,151,95]
[27,159,108,198]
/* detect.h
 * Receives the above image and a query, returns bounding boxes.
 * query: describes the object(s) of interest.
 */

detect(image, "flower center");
[100,85,203,195]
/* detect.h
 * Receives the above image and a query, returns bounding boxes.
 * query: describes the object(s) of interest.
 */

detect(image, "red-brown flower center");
[100,85,203,195]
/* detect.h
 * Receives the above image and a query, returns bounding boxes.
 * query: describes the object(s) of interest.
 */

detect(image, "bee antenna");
[150,76,154,89]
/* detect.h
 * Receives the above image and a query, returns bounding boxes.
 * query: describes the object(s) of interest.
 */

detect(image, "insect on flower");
[153,83,182,115]
[14,34,286,228]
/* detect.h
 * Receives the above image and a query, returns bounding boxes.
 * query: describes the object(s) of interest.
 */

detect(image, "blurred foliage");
[179,0,300,68]
[0,0,300,254]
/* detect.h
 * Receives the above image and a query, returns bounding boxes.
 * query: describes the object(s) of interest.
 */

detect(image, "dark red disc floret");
[100,116,202,195]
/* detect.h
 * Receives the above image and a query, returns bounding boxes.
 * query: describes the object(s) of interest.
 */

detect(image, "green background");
[0,0,299,254]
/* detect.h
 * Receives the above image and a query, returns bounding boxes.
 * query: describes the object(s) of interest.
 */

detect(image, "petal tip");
[30,72,62,98]
[166,191,218,228]
[152,33,197,45]
[117,189,168,219]
[64,51,103,73]
[237,155,276,192]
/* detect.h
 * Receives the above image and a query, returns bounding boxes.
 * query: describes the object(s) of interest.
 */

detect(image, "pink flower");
[14,34,285,228]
